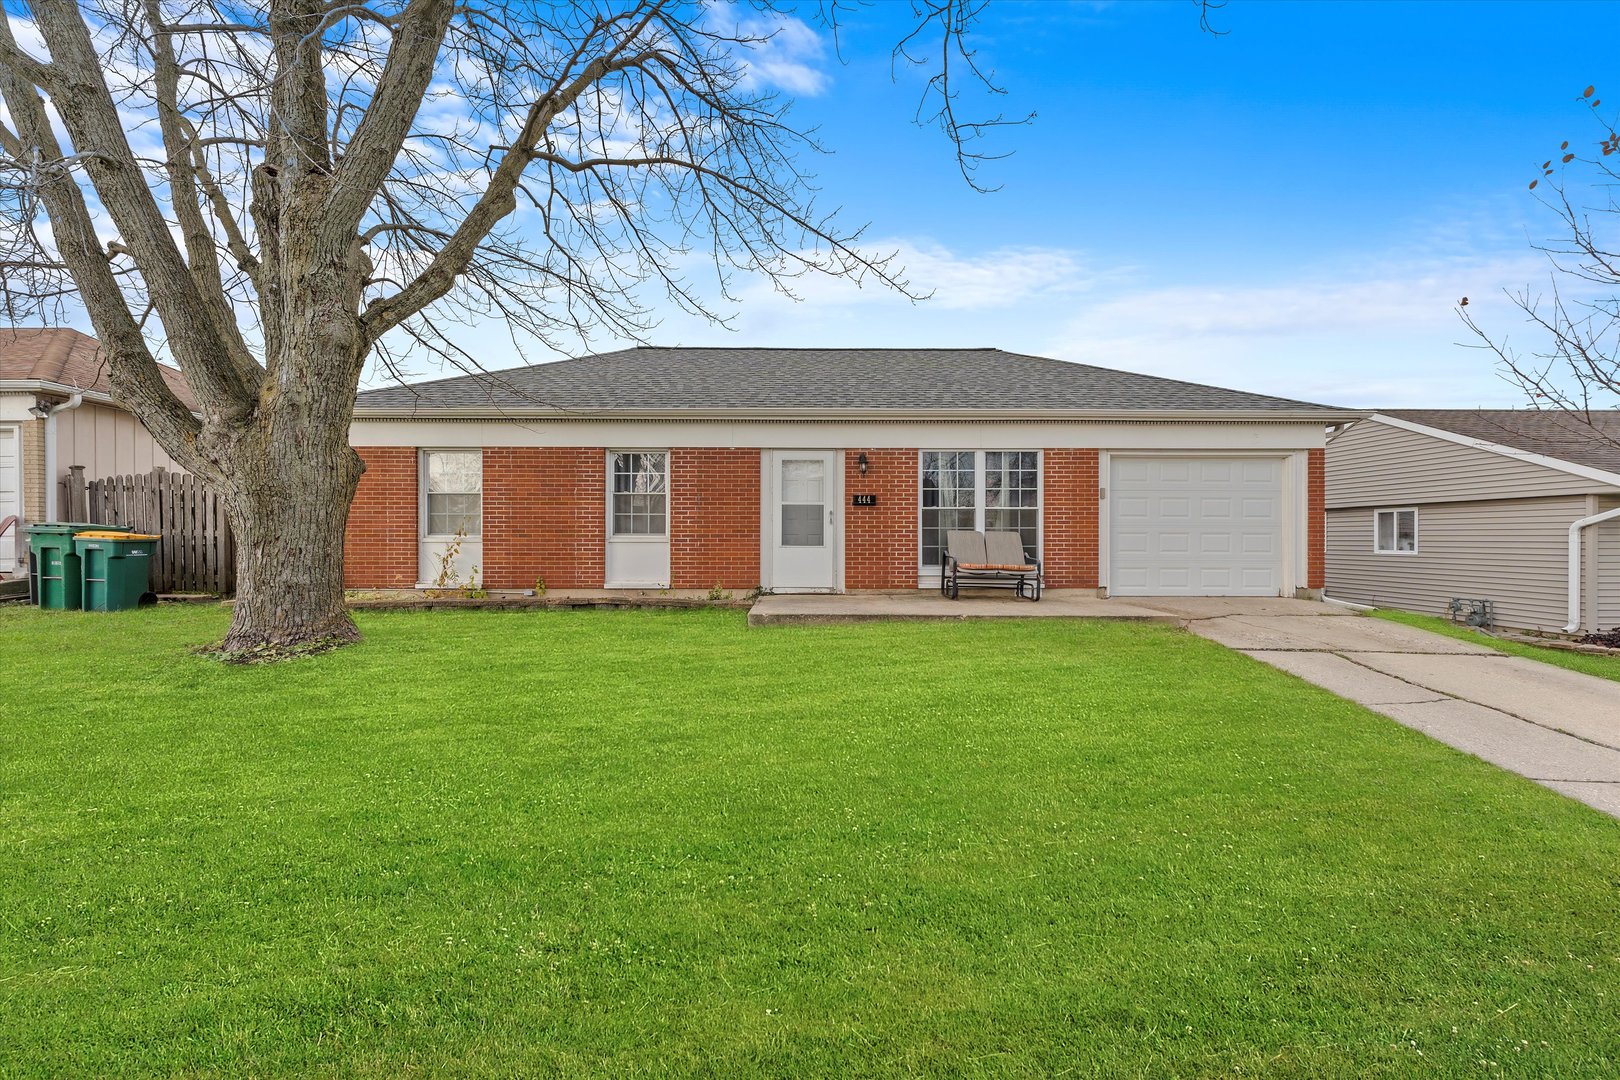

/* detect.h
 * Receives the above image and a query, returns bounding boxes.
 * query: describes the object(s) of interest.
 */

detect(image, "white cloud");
[708,5,830,97]
[1042,249,1563,407]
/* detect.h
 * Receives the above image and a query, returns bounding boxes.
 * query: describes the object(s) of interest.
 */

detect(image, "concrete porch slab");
[747,590,1178,626]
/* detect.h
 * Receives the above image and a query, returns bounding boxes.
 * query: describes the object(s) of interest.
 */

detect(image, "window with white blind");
[422,450,482,537]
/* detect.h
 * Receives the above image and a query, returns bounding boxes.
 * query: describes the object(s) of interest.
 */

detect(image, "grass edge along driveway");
[1371,608,1620,684]
[2,605,1617,1077]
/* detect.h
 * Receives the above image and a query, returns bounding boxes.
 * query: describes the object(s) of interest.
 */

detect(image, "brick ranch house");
[344,347,1358,596]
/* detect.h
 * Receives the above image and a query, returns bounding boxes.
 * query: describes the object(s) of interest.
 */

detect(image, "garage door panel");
[1110,456,1285,597]
[1157,567,1192,589]
[1115,530,1150,554]
[1115,460,1154,484]
[1242,460,1277,484]
[1241,532,1275,555]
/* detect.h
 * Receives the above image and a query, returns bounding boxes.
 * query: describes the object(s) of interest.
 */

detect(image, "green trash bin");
[74,531,161,611]
[27,523,129,610]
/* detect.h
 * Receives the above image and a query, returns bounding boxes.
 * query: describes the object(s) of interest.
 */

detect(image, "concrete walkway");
[1150,599,1620,820]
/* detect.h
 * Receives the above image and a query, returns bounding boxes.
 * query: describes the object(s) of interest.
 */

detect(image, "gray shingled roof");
[1381,409,1620,476]
[355,347,1349,417]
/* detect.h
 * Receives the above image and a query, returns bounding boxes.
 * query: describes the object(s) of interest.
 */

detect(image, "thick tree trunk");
[219,437,363,654]
[213,237,370,655]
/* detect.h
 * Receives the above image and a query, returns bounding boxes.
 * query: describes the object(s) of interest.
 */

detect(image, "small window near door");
[611,452,667,536]
[1374,508,1417,553]
[424,450,482,537]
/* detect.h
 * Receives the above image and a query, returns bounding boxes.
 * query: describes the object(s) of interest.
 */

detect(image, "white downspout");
[1564,505,1620,633]
[40,392,84,521]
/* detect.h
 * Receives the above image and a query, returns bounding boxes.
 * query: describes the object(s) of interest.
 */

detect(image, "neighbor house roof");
[354,346,1355,420]
[1378,409,1620,476]
[0,327,198,411]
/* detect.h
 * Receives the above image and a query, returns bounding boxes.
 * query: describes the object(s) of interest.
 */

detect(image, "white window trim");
[419,448,483,540]
[916,449,1043,573]
[1373,507,1419,554]
[606,449,670,543]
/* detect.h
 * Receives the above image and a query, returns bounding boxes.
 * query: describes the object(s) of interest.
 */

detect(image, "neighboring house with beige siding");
[0,328,194,576]
[1325,410,1620,633]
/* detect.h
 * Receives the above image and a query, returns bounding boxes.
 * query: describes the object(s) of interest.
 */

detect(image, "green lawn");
[2,605,1617,1077]
[1371,608,1620,684]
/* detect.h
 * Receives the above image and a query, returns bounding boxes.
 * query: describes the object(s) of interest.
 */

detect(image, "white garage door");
[1110,456,1283,596]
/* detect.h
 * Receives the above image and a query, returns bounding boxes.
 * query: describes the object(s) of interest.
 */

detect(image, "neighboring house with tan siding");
[0,328,195,576]
[1325,410,1620,632]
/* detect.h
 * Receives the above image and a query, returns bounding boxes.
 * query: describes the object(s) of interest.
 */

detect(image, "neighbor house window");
[611,452,667,536]
[920,450,1041,568]
[423,450,482,537]
[1374,508,1417,553]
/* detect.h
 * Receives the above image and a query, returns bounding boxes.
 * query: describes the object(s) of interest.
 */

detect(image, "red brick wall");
[1042,449,1100,589]
[670,448,761,589]
[344,447,419,588]
[482,447,605,589]
[844,449,919,589]
[1307,447,1325,590]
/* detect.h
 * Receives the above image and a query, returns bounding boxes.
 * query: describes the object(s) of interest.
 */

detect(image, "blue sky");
[529,0,1613,408]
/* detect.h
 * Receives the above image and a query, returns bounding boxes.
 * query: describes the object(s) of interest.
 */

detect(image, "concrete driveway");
[1140,598,1620,820]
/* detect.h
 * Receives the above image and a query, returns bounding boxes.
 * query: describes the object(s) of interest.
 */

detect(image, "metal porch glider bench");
[941,529,1043,601]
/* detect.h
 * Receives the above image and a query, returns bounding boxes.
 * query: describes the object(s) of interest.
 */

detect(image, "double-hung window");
[611,452,667,536]
[423,450,482,537]
[1374,508,1417,553]
[920,450,1040,568]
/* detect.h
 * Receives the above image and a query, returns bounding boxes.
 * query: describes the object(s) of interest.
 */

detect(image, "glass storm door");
[769,451,837,591]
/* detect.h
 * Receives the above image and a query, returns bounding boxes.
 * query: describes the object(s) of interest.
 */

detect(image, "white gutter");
[1564,505,1620,632]
[40,392,84,520]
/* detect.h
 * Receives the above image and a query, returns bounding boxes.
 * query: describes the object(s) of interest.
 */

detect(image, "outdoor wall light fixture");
[857,453,869,475]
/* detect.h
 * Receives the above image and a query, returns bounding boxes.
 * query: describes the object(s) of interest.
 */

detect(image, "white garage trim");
[1100,450,1306,597]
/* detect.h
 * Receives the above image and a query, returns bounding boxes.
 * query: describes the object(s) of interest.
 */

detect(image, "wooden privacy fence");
[63,465,236,595]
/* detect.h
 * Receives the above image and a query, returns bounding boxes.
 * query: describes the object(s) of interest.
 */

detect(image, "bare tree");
[1460,83,1620,438]
[0,1,1221,655]
[0,0,1020,653]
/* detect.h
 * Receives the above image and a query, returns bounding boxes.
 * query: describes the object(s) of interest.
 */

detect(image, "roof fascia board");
[352,406,1366,423]
[1370,412,1620,490]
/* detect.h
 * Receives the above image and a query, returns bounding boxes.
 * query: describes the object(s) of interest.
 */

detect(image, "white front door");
[0,426,19,574]
[1109,456,1285,596]
[768,450,838,591]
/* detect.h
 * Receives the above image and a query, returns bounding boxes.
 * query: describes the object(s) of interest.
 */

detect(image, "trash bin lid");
[28,522,132,534]
[75,530,160,541]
